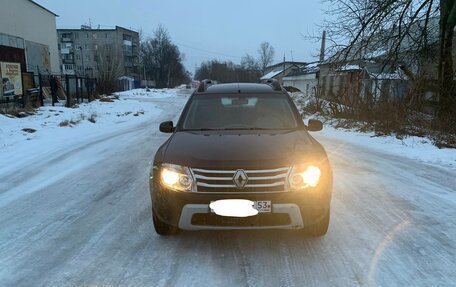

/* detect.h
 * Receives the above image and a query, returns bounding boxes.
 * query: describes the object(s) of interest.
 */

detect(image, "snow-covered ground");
[0,88,455,287]
[317,125,456,169]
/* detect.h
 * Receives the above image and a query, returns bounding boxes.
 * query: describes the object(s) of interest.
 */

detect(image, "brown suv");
[150,81,333,236]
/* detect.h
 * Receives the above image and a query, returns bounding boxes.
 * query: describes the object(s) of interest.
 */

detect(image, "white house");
[261,61,306,84]
[282,62,320,97]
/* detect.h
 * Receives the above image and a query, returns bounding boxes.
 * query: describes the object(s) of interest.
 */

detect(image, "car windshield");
[182,94,299,130]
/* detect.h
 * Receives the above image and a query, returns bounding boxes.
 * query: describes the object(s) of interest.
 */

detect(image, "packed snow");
[0,87,455,287]
[315,125,456,169]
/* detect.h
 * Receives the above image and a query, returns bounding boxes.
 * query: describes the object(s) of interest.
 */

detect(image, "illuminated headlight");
[160,163,194,192]
[288,165,321,190]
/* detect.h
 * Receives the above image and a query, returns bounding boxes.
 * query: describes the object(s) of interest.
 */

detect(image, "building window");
[84,44,89,50]
[61,33,72,39]
[85,33,89,39]
[64,64,74,70]
[76,55,81,60]
[105,33,109,38]
[329,76,334,96]
[85,55,90,61]
[62,42,72,49]
[92,33,97,40]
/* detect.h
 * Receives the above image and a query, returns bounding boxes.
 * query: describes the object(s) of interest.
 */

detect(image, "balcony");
[61,37,73,42]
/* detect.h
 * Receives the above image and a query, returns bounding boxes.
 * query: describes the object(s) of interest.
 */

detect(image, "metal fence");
[0,73,98,113]
[38,73,97,107]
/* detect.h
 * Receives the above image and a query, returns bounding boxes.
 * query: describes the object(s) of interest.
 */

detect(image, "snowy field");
[0,88,455,286]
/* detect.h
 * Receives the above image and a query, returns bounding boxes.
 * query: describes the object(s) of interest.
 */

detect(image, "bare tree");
[141,25,190,88]
[95,44,122,94]
[320,0,455,124]
[241,54,260,70]
[194,59,261,83]
[258,42,275,73]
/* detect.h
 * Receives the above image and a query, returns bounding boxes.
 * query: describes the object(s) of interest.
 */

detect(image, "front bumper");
[179,203,304,230]
[151,180,332,230]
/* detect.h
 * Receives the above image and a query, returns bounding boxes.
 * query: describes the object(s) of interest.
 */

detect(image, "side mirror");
[307,119,323,132]
[159,121,175,133]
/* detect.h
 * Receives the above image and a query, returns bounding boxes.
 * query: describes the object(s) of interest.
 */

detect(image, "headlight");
[160,163,194,192]
[288,164,321,190]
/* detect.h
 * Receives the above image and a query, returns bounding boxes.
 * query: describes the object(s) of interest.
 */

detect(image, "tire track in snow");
[278,240,296,287]
[235,236,255,287]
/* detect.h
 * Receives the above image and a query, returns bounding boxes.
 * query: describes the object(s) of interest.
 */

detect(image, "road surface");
[1,91,455,287]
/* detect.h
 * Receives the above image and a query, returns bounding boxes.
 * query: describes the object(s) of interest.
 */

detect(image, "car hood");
[162,130,323,169]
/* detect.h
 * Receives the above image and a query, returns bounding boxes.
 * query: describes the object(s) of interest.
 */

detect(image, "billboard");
[1,62,22,98]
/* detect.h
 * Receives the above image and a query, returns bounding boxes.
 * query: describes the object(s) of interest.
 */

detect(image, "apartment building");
[57,26,140,79]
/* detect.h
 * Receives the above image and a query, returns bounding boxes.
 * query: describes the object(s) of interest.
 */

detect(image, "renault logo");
[233,169,248,189]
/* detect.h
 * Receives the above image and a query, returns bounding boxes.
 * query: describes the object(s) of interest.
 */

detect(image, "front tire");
[153,209,179,236]
[304,209,330,237]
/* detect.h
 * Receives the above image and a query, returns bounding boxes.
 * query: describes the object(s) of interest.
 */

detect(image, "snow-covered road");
[0,89,455,287]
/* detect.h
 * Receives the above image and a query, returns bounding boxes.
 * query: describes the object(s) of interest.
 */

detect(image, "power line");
[174,42,243,59]
[140,31,243,59]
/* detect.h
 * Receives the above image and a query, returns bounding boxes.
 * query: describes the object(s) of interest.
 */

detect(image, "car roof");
[198,83,282,94]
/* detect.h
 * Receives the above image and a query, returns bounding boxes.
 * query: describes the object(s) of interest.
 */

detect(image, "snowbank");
[116,88,187,99]
[0,89,186,175]
[314,124,456,169]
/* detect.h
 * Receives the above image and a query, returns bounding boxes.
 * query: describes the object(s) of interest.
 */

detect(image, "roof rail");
[261,79,284,92]
[197,79,215,92]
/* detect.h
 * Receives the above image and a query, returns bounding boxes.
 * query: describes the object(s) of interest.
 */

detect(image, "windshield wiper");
[185,128,219,131]
[222,127,273,130]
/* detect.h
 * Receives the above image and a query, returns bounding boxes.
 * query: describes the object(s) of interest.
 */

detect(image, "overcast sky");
[35,0,327,74]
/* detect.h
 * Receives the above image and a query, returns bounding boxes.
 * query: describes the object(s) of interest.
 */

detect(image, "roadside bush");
[99,97,115,102]
[59,120,70,127]
[298,87,455,148]
[284,86,301,93]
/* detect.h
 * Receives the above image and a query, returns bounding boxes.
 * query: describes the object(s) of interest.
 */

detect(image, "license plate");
[209,200,272,214]
[254,201,272,213]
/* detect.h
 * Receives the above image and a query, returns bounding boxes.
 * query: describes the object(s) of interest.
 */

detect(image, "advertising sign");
[1,62,23,98]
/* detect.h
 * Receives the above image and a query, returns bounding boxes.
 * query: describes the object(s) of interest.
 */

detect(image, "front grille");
[191,213,291,227]
[191,167,290,192]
